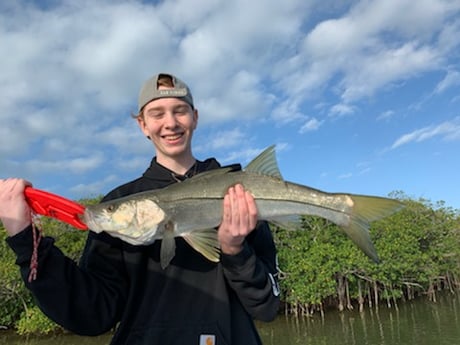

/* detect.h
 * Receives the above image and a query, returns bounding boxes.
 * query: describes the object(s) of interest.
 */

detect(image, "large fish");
[82,146,403,268]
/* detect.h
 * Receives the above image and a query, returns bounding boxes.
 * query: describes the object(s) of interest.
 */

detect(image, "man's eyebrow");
[174,104,189,110]
[146,104,190,114]
[146,106,165,113]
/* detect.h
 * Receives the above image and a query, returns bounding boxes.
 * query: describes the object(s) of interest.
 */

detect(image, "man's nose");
[163,112,178,127]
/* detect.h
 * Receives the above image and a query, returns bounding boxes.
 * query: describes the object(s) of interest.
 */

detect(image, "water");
[1,292,459,345]
[257,291,460,345]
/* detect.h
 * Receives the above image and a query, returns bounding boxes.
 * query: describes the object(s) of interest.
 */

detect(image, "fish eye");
[106,205,116,213]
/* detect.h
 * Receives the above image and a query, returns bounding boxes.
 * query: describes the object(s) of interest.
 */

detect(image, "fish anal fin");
[182,229,220,263]
[268,215,302,231]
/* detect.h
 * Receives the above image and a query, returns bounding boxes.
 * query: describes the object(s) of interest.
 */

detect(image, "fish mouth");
[79,212,95,229]
[80,211,105,231]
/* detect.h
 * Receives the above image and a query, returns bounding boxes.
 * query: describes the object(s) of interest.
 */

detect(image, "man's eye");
[174,107,188,115]
[150,112,164,118]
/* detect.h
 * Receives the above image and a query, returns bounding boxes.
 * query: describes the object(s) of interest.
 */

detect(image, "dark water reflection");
[2,292,459,345]
[257,291,460,345]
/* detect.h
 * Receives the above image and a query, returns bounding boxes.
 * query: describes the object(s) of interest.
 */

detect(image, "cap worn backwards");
[138,73,194,112]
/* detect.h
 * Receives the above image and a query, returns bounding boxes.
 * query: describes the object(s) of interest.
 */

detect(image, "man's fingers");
[245,191,258,230]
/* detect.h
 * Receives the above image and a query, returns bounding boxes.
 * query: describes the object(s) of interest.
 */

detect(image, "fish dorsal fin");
[244,145,282,179]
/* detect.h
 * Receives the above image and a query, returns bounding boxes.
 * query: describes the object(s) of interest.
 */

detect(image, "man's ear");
[193,109,199,130]
[136,116,150,139]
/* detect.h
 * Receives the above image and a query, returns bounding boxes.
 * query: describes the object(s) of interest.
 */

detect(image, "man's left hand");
[218,184,258,255]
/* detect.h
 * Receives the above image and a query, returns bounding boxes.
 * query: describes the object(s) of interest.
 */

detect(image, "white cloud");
[197,70,274,123]
[377,110,396,121]
[2,0,458,137]
[338,172,353,180]
[391,117,460,149]
[220,146,269,165]
[31,155,104,174]
[299,118,322,133]
[205,128,246,150]
[271,99,307,124]
[278,0,460,103]
[434,69,460,94]
[70,174,119,198]
[340,42,440,102]
[329,103,355,117]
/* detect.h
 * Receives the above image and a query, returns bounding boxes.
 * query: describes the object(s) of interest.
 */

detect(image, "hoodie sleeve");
[220,221,280,322]
[6,226,128,335]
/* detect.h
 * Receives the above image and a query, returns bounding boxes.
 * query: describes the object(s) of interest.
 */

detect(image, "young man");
[0,73,280,344]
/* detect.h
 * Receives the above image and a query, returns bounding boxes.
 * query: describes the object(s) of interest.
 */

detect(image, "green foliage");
[274,217,354,306]
[0,229,34,328]
[16,306,60,335]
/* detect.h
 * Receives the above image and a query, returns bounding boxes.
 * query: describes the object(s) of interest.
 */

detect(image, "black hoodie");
[7,156,280,345]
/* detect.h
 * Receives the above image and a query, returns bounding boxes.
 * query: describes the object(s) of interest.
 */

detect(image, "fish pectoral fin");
[160,225,176,269]
[182,229,220,263]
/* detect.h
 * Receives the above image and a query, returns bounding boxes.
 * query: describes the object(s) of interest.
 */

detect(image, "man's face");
[137,94,198,163]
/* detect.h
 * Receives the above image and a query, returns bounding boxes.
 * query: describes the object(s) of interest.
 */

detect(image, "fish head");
[82,198,167,244]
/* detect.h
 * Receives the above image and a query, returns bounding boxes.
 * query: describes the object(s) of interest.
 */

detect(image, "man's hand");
[218,184,258,255]
[0,178,32,236]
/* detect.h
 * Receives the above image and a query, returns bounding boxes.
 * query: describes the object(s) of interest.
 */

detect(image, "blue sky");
[1,0,459,210]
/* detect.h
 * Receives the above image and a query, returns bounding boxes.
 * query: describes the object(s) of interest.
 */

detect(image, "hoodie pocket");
[123,322,229,345]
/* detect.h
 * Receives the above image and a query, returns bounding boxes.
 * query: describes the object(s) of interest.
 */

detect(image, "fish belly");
[256,199,350,228]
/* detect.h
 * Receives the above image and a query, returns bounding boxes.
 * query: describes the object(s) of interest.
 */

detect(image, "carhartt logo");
[199,334,215,345]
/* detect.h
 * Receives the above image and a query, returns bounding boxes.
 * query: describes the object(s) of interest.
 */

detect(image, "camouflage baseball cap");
[138,73,194,112]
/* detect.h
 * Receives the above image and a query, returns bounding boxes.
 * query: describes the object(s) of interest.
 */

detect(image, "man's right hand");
[0,178,32,236]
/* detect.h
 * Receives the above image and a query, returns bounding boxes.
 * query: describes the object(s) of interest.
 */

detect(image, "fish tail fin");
[182,229,221,263]
[346,196,404,263]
